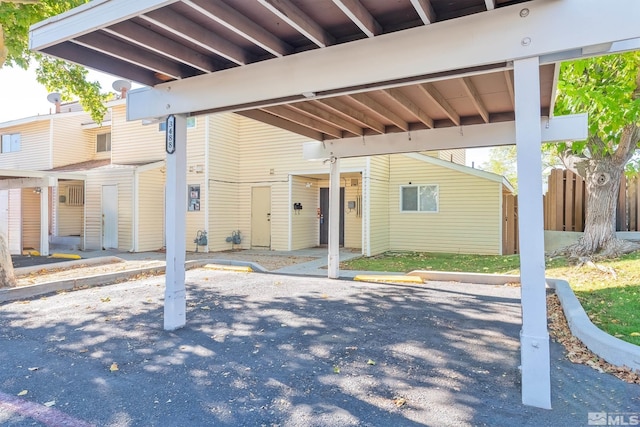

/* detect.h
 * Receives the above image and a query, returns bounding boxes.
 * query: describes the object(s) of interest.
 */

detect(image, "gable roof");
[402,152,515,193]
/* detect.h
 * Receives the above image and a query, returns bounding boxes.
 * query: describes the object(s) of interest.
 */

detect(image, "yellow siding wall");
[185,118,207,252]
[367,156,390,255]
[84,127,112,162]
[437,149,466,165]
[290,176,319,249]
[137,168,165,252]
[388,154,501,254]
[0,121,51,170]
[110,104,165,164]
[52,114,95,167]
[84,167,133,251]
[21,189,40,251]
[235,115,365,251]
[56,181,84,236]
[207,114,241,251]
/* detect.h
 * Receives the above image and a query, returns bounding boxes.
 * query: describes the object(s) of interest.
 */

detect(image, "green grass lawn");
[341,251,640,346]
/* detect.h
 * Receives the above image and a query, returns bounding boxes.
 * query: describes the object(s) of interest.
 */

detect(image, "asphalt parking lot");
[0,268,638,426]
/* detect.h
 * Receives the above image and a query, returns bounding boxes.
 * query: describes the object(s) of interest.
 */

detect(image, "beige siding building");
[1,99,512,257]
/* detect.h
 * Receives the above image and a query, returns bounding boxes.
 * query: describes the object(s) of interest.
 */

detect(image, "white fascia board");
[134,160,165,173]
[0,169,85,181]
[402,152,506,185]
[1,109,90,129]
[30,0,178,50]
[303,114,587,160]
[127,0,640,120]
[81,120,112,129]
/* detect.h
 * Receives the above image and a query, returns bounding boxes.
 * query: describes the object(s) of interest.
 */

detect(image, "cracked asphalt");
[0,268,638,426]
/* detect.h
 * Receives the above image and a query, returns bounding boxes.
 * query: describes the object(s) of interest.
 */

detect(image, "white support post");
[164,114,188,331]
[514,57,551,409]
[40,186,49,256]
[327,157,340,279]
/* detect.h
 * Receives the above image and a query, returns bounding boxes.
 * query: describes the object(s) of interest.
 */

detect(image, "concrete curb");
[408,270,521,285]
[2,259,263,303]
[354,274,423,284]
[15,256,125,276]
[546,278,640,373]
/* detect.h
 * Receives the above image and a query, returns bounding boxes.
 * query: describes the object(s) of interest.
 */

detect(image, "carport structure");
[29,0,640,408]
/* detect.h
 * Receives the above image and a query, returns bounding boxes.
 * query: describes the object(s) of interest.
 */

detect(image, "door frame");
[251,185,272,248]
[319,187,344,246]
[101,184,118,249]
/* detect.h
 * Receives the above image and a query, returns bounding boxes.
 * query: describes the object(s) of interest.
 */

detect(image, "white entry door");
[251,186,271,248]
[102,185,118,249]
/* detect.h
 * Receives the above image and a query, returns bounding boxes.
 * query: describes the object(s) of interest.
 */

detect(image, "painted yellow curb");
[203,264,253,273]
[50,253,82,260]
[22,250,41,257]
[354,275,423,284]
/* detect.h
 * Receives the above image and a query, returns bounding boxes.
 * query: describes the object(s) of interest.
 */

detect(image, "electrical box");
[293,202,303,210]
[347,201,356,209]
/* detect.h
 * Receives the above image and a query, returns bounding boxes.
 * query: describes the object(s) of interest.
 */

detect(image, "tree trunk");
[579,159,621,254]
[0,232,16,288]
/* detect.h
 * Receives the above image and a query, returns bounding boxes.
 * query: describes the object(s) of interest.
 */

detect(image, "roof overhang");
[0,169,85,190]
[28,0,640,144]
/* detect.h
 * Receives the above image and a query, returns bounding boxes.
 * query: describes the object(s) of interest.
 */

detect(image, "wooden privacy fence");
[543,168,640,232]
[503,193,519,255]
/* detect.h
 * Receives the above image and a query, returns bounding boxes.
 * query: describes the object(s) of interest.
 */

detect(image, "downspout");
[287,174,292,251]
[132,168,139,252]
[203,115,210,252]
[364,157,371,257]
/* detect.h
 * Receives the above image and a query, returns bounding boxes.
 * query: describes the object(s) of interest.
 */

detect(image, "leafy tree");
[553,52,640,258]
[0,0,107,286]
[0,0,108,123]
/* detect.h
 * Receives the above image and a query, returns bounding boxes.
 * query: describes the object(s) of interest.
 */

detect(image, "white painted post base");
[327,157,340,279]
[164,114,187,331]
[514,56,551,409]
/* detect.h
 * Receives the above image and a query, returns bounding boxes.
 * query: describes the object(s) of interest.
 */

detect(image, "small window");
[97,133,111,152]
[1,133,20,153]
[400,185,439,212]
[158,117,196,131]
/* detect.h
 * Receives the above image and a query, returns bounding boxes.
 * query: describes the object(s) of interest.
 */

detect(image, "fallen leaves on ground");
[547,294,639,384]
[43,401,56,407]
[17,390,28,396]
[392,396,407,407]
[110,362,119,372]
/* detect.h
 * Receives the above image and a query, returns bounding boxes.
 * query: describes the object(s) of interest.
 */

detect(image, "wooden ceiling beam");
[461,77,490,123]
[257,0,335,48]
[289,102,364,136]
[418,83,460,126]
[350,93,409,131]
[331,0,382,38]
[141,9,251,65]
[105,21,217,73]
[182,0,293,57]
[316,98,385,134]
[503,70,515,109]
[73,31,186,79]
[409,0,436,25]
[263,105,343,138]
[381,88,433,129]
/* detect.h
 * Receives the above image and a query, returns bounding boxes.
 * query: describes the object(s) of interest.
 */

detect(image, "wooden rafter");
[350,93,409,131]
[410,0,436,25]
[289,102,364,136]
[182,0,292,57]
[461,77,490,123]
[331,0,381,38]
[257,0,335,48]
[381,88,433,128]
[73,31,186,79]
[263,105,343,138]
[105,21,217,73]
[418,83,460,126]
[503,70,515,109]
[316,98,385,134]
[141,9,251,65]
[237,110,323,141]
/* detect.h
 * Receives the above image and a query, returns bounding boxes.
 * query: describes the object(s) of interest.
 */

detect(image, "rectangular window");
[96,133,111,152]
[1,133,20,153]
[158,116,196,131]
[400,185,439,212]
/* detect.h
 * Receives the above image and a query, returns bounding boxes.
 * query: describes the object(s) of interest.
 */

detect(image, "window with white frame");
[96,133,111,152]
[1,133,21,153]
[158,116,196,131]
[400,185,439,212]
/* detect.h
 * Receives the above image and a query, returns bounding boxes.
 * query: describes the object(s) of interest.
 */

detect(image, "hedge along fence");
[543,168,640,232]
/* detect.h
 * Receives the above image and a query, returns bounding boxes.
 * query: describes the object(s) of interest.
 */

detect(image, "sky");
[0,65,492,166]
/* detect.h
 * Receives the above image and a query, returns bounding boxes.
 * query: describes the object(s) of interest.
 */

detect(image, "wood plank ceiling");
[38,0,553,141]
